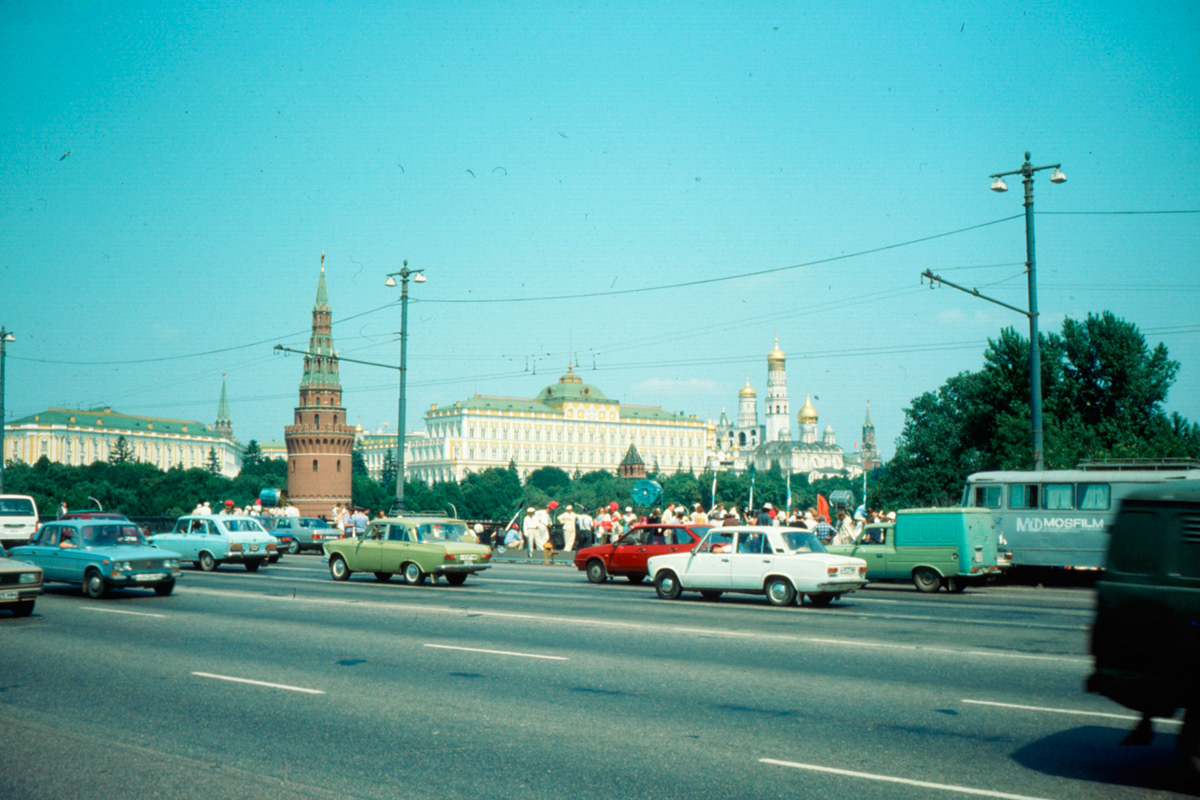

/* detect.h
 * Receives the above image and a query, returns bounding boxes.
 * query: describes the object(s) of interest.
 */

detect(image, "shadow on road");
[1011,725,1196,796]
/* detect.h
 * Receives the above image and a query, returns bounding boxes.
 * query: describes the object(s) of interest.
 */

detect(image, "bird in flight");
[59,151,70,160]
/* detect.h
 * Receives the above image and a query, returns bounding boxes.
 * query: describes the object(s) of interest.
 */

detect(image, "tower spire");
[214,373,233,439]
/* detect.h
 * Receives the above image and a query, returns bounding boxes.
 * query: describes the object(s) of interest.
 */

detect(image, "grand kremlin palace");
[398,366,711,484]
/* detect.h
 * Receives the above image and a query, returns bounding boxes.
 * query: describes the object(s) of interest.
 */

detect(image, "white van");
[0,495,40,547]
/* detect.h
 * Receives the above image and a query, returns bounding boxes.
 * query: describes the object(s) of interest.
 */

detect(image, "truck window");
[1042,484,1074,510]
[973,486,1001,508]
[1181,514,1200,579]
[1009,484,1039,510]
[1077,483,1111,511]
[1108,510,1160,575]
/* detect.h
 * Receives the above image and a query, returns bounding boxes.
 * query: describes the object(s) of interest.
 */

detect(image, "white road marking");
[80,606,166,618]
[180,586,1088,664]
[424,643,568,661]
[962,699,1183,726]
[760,759,1056,800]
[191,671,325,694]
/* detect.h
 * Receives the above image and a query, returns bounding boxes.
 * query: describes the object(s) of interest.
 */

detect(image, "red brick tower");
[285,253,355,518]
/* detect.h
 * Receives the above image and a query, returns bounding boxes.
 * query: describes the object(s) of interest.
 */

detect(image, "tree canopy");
[872,312,1199,509]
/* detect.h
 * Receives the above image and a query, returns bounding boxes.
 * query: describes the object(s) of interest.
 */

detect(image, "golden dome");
[767,336,786,366]
[738,378,756,398]
[559,365,583,384]
[798,394,818,423]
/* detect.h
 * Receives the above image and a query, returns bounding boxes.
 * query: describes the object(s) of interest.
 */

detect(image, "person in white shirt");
[558,505,578,551]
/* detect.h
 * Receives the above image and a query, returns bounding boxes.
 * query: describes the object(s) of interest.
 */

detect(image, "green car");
[325,516,492,586]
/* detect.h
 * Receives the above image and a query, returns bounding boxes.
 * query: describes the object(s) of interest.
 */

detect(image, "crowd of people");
[491,500,898,557]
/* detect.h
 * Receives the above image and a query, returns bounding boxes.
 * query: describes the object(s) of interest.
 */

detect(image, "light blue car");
[151,514,277,572]
[11,519,182,598]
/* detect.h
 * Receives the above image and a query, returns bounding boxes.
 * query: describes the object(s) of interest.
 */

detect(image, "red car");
[574,524,711,584]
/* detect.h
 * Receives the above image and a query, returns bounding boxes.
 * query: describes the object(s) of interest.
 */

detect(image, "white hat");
[625,506,632,512]
[764,502,773,509]
[526,507,535,513]
[566,504,573,510]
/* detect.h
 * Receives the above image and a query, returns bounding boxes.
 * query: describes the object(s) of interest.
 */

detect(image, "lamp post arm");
[920,270,1033,318]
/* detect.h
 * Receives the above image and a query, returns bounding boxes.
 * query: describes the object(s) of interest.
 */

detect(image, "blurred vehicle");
[826,508,1002,593]
[325,515,491,586]
[151,515,276,572]
[11,520,181,598]
[0,494,39,548]
[0,543,43,616]
[1087,479,1200,785]
[267,516,336,553]
[574,524,710,584]
[60,511,130,521]
[648,526,868,607]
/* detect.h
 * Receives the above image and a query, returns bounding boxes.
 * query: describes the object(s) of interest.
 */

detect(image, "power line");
[1038,210,1200,215]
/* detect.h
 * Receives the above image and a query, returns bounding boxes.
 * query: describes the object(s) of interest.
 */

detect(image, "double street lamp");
[922,152,1065,472]
[0,327,13,493]
[990,152,1066,472]
[384,262,426,515]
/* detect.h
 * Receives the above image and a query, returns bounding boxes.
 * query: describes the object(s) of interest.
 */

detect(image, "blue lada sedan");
[11,519,182,598]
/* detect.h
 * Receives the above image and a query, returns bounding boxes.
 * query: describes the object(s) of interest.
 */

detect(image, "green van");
[1086,479,1200,784]
[826,508,1001,593]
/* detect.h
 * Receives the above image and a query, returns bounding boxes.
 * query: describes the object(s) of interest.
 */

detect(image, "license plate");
[134,573,166,582]
[249,544,259,552]
[840,566,857,575]
[0,590,18,600]
[460,554,477,563]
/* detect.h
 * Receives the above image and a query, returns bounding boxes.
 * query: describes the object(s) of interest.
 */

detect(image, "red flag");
[817,494,831,523]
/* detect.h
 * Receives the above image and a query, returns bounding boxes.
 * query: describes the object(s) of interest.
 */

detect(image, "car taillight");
[858,566,867,576]
[827,566,838,576]
[266,542,277,551]
[445,553,455,561]
[229,543,244,552]
[313,534,323,540]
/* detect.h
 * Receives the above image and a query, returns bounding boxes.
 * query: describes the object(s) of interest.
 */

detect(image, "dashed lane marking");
[79,606,166,618]
[760,759,1057,800]
[962,698,1182,726]
[424,643,568,661]
[191,671,325,694]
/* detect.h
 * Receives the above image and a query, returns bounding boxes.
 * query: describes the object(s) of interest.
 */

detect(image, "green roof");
[7,408,222,439]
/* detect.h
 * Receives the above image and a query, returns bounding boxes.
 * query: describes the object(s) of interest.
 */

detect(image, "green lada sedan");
[325,516,492,586]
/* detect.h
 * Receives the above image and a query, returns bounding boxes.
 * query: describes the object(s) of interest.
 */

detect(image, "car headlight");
[18,572,38,584]
[112,562,127,572]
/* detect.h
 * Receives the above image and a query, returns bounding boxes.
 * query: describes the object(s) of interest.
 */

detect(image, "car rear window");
[1107,509,1161,575]
[0,498,35,516]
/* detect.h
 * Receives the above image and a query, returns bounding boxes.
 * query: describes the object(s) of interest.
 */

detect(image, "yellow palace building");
[407,366,711,485]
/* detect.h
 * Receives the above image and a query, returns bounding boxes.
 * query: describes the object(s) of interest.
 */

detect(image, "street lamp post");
[0,327,13,493]
[384,262,426,515]
[989,152,1066,472]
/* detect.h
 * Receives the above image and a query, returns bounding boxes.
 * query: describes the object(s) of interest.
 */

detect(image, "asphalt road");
[1,554,1194,800]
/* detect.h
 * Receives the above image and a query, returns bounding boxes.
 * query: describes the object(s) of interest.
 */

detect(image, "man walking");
[559,504,578,551]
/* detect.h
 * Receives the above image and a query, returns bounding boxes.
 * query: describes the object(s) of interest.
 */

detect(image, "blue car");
[11,519,182,598]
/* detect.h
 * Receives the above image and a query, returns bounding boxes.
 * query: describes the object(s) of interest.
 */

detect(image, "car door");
[682,530,734,589]
[850,525,896,578]
[56,524,96,583]
[379,524,411,572]
[346,525,384,571]
[17,524,62,579]
[608,528,649,573]
[729,531,773,589]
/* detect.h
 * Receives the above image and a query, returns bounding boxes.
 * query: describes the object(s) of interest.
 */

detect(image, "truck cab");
[826,507,1001,593]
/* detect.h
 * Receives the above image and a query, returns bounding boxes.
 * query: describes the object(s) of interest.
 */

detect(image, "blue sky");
[2,1,1198,460]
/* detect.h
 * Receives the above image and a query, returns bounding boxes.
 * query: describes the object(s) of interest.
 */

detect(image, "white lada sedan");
[647,526,868,607]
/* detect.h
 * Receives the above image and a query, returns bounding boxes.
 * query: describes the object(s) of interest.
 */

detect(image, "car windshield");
[781,531,828,554]
[80,524,146,547]
[299,518,330,528]
[222,519,267,533]
[0,498,34,516]
[413,523,469,542]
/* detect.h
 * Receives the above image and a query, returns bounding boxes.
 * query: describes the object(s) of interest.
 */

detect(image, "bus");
[960,460,1200,569]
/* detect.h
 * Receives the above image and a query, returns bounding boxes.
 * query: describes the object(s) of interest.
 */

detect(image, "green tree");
[526,466,571,495]
[242,440,263,467]
[206,447,221,474]
[379,449,397,494]
[352,448,369,478]
[108,436,133,464]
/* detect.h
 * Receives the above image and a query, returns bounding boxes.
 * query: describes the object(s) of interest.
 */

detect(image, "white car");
[151,515,278,572]
[647,526,868,606]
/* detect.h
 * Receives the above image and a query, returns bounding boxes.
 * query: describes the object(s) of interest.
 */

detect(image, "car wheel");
[402,562,426,585]
[373,572,392,582]
[700,590,723,601]
[1181,707,1199,787]
[765,577,797,606]
[627,573,646,585]
[445,573,468,586]
[655,571,682,600]
[10,599,34,617]
[83,570,107,599]
[913,567,941,593]
[245,560,262,573]
[329,555,351,581]
[153,580,174,597]
[198,552,217,572]
[287,540,300,555]
[585,559,607,584]
[807,592,835,607]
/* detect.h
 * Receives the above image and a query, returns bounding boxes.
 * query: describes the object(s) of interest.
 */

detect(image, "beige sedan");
[0,545,43,617]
